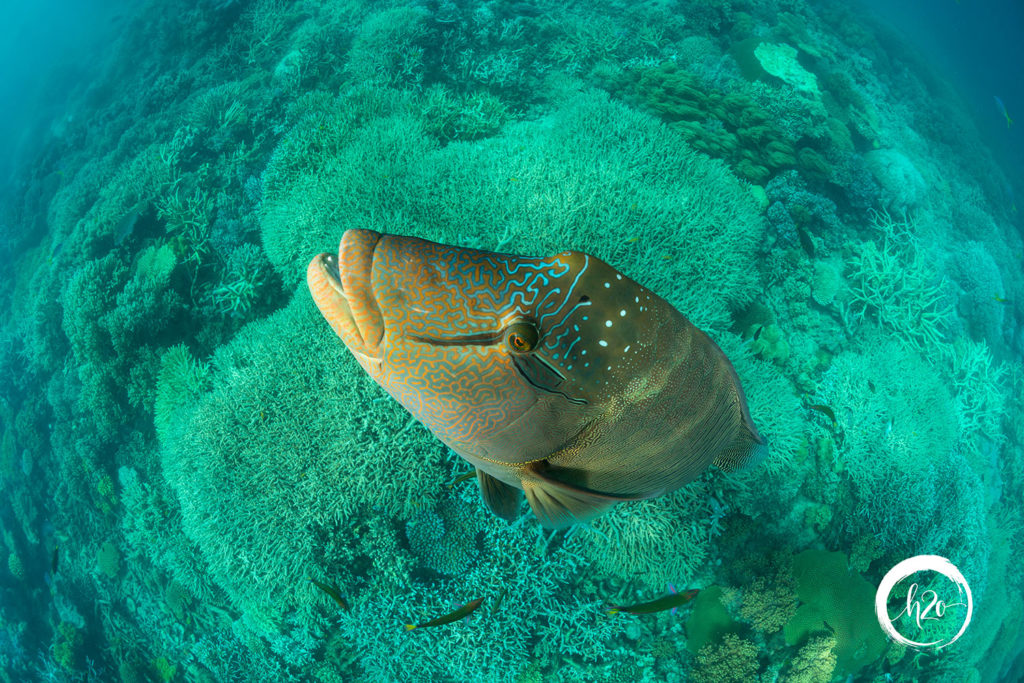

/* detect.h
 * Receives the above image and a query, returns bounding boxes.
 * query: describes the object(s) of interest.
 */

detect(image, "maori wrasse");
[308,230,766,528]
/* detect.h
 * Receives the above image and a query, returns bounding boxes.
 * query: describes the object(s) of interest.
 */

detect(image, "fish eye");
[504,321,539,353]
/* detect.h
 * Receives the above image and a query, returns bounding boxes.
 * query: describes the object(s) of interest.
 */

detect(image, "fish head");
[308,230,664,466]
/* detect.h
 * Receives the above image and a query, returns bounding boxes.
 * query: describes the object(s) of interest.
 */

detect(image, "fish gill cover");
[0,0,1022,682]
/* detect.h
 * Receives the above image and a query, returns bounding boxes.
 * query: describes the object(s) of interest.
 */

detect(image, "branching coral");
[782,633,837,683]
[844,209,952,352]
[579,484,711,591]
[818,335,974,554]
[943,337,1009,452]
[157,290,449,627]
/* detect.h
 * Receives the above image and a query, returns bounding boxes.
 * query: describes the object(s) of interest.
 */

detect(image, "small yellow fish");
[608,587,699,615]
[806,403,837,426]
[448,471,477,488]
[308,578,349,612]
[405,598,484,631]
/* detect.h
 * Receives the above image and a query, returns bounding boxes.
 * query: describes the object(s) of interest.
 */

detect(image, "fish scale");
[308,229,767,528]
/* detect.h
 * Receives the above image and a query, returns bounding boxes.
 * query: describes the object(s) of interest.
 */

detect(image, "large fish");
[308,230,766,528]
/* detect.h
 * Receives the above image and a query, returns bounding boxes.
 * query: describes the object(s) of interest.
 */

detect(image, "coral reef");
[0,0,1020,681]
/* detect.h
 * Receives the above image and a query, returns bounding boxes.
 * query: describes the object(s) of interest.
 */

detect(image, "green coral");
[740,575,798,634]
[152,656,177,683]
[690,633,760,683]
[624,62,797,183]
[686,586,742,654]
[54,621,83,670]
[782,633,838,683]
[783,550,886,675]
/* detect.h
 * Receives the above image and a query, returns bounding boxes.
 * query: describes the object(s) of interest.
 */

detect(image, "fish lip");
[313,252,382,360]
[337,230,386,352]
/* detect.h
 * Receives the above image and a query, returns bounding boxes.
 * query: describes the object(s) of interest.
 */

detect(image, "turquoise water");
[0,0,1022,681]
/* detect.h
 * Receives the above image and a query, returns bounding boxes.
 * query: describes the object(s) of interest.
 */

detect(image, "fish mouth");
[309,229,385,360]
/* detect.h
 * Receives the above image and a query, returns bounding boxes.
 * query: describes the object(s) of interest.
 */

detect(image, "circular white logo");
[875,555,973,650]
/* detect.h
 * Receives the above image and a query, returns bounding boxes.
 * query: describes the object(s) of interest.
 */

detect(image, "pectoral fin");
[712,421,769,472]
[477,470,522,522]
[520,462,656,529]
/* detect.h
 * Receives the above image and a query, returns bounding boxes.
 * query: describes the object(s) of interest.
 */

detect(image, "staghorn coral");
[580,485,711,591]
[844,210,952,352]
[157,289,448,627]
[817,334,990,559]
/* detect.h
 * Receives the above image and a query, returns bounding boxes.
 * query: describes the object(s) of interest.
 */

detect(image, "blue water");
[1,1,1022,681]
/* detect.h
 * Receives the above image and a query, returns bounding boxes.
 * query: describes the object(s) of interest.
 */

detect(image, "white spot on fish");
[605,320,612,327]
[616,274,622,280]
[624,345,631,353]
[598,340,608,347]
[603,282,610,288]
[634,296,639,303]
[619,309,626,317]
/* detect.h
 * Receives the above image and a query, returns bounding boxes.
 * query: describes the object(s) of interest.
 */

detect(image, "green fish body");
[308,230,766,528]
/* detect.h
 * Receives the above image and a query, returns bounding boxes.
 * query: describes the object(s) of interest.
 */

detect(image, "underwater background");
[1,0,1022,681]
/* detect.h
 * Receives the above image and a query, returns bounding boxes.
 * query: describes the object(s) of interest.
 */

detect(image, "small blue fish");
[995,96,1014,128]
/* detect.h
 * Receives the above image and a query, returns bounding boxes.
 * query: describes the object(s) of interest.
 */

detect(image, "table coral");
[754,43,820,97]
